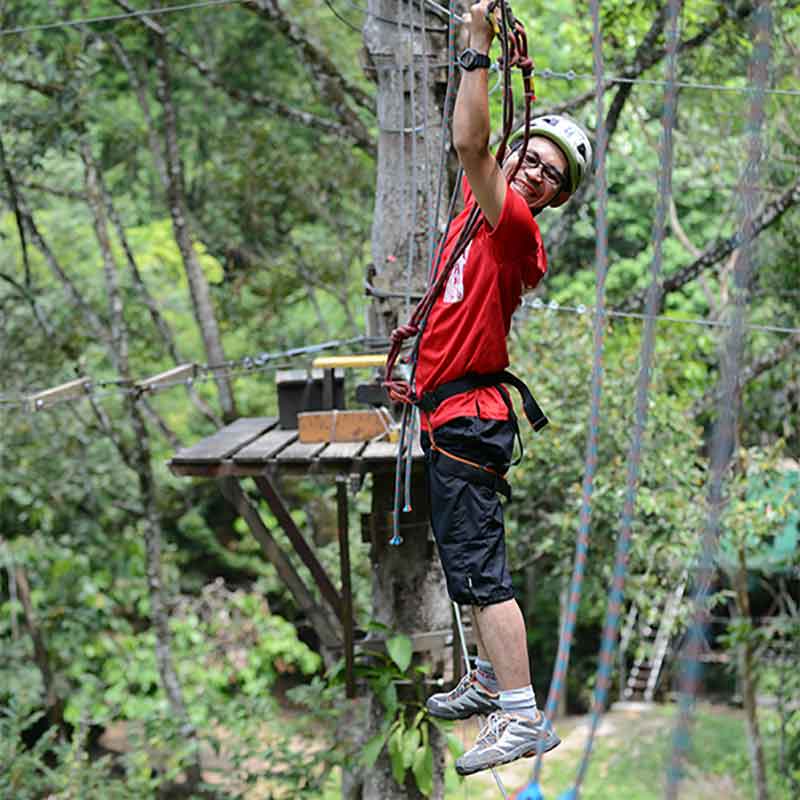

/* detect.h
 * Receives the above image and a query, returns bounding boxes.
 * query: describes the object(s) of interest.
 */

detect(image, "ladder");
[623,575,687,702]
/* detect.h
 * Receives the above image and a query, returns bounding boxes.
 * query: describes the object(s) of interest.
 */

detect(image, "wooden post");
[359,3,453,796]
[337,477,356,698]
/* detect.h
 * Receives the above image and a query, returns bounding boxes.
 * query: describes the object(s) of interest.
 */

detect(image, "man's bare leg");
[470,607,490,662]
[471,598,531,690]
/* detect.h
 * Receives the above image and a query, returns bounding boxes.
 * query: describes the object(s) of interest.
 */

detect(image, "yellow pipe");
[312,354,387,369]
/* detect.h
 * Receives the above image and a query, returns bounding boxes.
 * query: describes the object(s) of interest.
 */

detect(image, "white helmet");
[520,115,593,207]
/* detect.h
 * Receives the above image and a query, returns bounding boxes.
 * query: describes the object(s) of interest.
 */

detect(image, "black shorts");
[421,417,516,607]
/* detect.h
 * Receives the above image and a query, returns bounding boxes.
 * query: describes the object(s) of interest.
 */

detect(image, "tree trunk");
[364,0,453,337]
[354,4,454,797]
[153,33,237,422]
[83,143,205,790]
[732,546,770,800]
[14,562,67,736]
[129,397,205,791]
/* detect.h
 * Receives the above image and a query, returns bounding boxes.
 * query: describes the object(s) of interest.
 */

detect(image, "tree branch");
[0,132,33,289]
[619,176,800,312]
[110,0,375,155]
[691,331,800,416]
[542,3,753,255]
[243,0,373,113]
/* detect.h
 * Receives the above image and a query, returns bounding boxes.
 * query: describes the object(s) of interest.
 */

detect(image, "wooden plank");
[233,430,298,463]
[275,440,327,463]
[337,478,355,698]
[298,409,392,443]
[168,461,268,479]
[361,439,424,461]
[168,461,234,478]
[316,441,369,463]
[171,417,278,464]
[253,475,344,623]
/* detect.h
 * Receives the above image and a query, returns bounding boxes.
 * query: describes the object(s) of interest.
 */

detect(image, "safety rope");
[665,3,771,797]
[519,0,610,795]
[385,0,536,545]
[452,602,510,800]
[551,1,682,797]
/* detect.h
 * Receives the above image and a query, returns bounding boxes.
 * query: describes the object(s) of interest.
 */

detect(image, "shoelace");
[449,671,474,698]
[476,711,509,746]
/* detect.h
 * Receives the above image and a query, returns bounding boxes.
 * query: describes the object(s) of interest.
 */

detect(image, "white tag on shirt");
[443,242,470,304]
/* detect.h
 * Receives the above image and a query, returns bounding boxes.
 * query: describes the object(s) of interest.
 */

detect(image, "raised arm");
[452,0,507,228]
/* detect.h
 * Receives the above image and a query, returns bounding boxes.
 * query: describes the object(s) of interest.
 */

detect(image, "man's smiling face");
[502,136,569,211]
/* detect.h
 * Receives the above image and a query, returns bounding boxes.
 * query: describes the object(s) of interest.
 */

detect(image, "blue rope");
[529,0,610,789]
[565,0,682,794]
[665,2,771,795]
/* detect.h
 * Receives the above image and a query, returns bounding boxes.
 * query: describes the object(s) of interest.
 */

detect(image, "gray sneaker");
[455,710,560,776]
[426,670,500,720]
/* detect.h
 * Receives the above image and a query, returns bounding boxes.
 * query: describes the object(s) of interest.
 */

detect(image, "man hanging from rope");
[416,0,592,776]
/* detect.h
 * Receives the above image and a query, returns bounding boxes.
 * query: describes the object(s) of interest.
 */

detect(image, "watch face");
[460,50,477,69]
[460,49,489,70]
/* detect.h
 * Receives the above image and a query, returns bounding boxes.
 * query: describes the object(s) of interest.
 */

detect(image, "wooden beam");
[337,477,355,698]
[135,363,196,395]
[219,478,341,650]
[252,475,344,622]
[28,377,90,411]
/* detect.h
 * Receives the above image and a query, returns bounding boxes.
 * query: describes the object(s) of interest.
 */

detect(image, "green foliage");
[1,0,798,795]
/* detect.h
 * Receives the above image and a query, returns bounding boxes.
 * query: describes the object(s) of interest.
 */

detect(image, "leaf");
[360,724,391,770]
[388,726,406,785]
[446,733,465,758]
[379,680,398,712]
[387,634,413,673]
[412,744,434,797]
[403,726,421,768]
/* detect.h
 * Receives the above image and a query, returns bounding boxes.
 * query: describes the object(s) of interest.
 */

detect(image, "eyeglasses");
[521,150,565,188]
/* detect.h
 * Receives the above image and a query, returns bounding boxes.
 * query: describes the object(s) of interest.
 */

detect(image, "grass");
[436,702,790,800]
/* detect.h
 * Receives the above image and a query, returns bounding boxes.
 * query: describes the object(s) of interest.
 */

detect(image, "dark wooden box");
[276,369,345,429]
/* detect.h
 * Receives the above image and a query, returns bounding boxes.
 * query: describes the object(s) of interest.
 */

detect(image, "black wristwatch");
[458,48,492,71]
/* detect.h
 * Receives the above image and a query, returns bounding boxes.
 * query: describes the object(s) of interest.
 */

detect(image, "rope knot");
[390,323,420,345]
[518,56,534,76]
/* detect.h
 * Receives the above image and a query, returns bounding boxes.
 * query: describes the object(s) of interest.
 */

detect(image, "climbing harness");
[419,369,549,502]
[384,0,538,545]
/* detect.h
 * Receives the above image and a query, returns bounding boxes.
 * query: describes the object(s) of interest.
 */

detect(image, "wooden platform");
[168,414,441,695]
[168,416,423,478]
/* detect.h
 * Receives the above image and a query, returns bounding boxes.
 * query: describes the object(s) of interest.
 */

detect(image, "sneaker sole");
[455,734,561,776]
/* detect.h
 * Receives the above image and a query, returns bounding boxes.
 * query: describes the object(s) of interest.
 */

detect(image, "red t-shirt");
[415,177,547,430]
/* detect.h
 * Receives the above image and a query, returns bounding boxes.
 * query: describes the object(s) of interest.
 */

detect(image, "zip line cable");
[0,335,380,410]
[2,291,797,411]
[3,0,794,101]
[536,67,800,98]
[517,298,800,336]
[0,0,245,37]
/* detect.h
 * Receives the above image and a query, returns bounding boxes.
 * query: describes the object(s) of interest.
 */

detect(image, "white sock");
[499,685,538,720]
